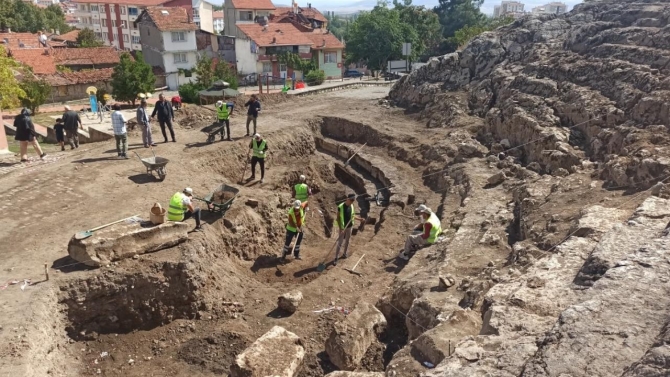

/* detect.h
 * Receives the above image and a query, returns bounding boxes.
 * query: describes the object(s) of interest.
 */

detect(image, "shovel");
[344,142,367,167]
[238,149,250,184]
[345,253,365,276]
[317,217,354,272]
[75,215,139,240]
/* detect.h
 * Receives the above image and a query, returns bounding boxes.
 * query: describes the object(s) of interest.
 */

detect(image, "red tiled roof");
[237,22,313,47]
[213,10,223,19]
[52,47,127,66]
[142,7,198,31]
[231,0,275,10]
[72,0,167,5]
[42,67,114,86]
[52,29,80,43]
[8,48,57,75]
[303,30,343,49]
[273,6,327,23]
[0,33,41,49]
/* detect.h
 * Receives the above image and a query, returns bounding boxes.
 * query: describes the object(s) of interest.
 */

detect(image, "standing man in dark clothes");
[244,94,261,136]
[248,133,268,183]
[151,93,176,143]
[62,105,83,149]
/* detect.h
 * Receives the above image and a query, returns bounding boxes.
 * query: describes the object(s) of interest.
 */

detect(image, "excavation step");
[231,326,305,377]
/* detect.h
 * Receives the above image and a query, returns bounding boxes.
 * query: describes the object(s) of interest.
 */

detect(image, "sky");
[212,0,582,15]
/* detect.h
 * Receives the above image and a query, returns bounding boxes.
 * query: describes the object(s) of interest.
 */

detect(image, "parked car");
[383,71,401,81]
[344,69,365,78]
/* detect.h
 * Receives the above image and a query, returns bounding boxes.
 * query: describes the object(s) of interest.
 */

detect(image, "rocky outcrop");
[390,0,670,189]
[231,326,305,377]
[278,291,303,313]
[325,302,387,371]
[67,221,189,267]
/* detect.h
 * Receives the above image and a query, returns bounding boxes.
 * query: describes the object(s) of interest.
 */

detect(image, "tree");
[345,3,418,71]
[393,0,442,58]
[19,77,51,114]
[434,0,486,51]
[76,28,103,47]
[110,52,155,105]
[448,16,514,49]
[278,52,316,74]
[213,60,238,89]
[0,0,70,34]
[0,45,25,109]
[194,54,215,88]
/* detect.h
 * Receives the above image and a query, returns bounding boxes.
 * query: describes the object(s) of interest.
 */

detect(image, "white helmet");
[293,200,302,209]
[216,100,223,107]
[299,174,306,181]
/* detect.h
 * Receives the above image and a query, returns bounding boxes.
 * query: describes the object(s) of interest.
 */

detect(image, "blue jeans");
[282,230,303,257]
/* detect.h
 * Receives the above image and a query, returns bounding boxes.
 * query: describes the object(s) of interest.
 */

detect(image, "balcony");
[257,52,311,61]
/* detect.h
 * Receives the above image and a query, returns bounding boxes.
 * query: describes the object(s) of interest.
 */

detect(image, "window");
[120,6,126,14]
[195,21,200,28]
[101,19,107,27]
[192,7,199,17]
[90,5,99,12]
[128,7,138,15]
[102,32,108,39]
[93,18,100,24]
[324,51,337,64]
[80,5,86,11]
[279,63,287,72]
[95,32,102,39]
[111,20,117,27]
[132,35,140,44]
[123,34,129,42]
[174,53,188,63]
[121,20,127,28]
[171,31,185,42]
[262,62,271,72]
[240,11,253,20]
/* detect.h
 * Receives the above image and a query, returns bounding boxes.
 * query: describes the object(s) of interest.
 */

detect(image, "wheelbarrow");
[201,121,228,144]
[194,184,240,215]
[134,149,169,181]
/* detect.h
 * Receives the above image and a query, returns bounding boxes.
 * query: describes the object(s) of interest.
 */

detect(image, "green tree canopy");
[19,76,51,114]
[393,0,442,58]
[433,0,486,51]
[0,0,70,34]
[345,3,418,71]
[195,54,239,89]
[76,28,103,47]
[448,16,514,49]
[111,52,155,105]
[0,45,25,109]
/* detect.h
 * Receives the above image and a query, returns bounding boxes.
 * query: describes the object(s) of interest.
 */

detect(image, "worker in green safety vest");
[215,100,233,141]
[399,205,442,260]
[282,200,308,261]
[333,193,364,266]
[167,187,203,232]
[292,174,312,206]
[248,133,268,183]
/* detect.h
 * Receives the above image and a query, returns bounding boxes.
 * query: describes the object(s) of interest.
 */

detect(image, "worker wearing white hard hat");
[215,100,233,141]
[399,206,442,260]
[166,187,203,232]
[292,174,312,208]
[248,133,268,183]
[282,199,308,261]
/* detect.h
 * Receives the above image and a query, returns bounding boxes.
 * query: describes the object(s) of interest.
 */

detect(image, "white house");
[223,0,275,39]
[213,10,224,34]
[136,6,199,90]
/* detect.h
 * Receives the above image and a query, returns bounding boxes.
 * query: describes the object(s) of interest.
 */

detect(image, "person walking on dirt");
[13,108,46,162]
[334,193,364,266]
[248,133,268,183]
[167,187,203,232]
[137,100,156,148]
[111,104,128,159]
[292,175,312,206]
[215,100,233,141]
[399,205,442,261]
[244,94,261,136]
[62,105,83,149]
[151,93,176,143]
[54,118,65,151]
[282,200,308,261]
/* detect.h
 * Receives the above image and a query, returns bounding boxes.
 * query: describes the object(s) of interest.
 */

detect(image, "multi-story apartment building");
[213,10,224,34]
[34,0,59,7]
[72,0,162,51]
[223,0,275,39]
[162,0,215,34]
[493,1,525,18]
[532,2,568,14]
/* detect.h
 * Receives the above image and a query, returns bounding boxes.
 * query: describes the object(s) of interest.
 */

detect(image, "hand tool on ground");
[364,190,389,206]
[317,217,353,272]
[344,142,367,167]
[75,215,139,240]
[345,253,365,276]
[238,149,250,184]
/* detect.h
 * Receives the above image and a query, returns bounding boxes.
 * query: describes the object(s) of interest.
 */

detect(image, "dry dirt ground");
[0,84,653,377]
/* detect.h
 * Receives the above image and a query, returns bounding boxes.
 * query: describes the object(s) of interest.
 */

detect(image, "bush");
[178,82,205,104]
[305,70,325,86]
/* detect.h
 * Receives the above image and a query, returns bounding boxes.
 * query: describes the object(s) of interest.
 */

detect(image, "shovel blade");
[317,263,327,272]
[75,231,93,240]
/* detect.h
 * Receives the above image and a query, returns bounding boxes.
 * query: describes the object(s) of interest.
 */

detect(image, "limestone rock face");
[325,302,387,371]
[68,221,189,267]
[230,326,305,377]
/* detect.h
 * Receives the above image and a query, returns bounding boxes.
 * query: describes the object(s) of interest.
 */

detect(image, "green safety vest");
[167,192,187,221]
[294,183,308,201]
[337,202,355,229]
[424,212,442,244]
[217,104,229,120]
[253,139,266,159]
[286,207,305,232]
